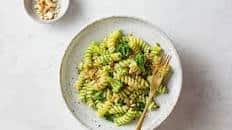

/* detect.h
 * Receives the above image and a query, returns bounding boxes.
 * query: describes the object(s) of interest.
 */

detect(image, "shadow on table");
[53,0,82,28]
[155,48,207,130]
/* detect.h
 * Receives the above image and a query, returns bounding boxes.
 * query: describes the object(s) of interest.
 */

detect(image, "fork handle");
[135,97,153,130]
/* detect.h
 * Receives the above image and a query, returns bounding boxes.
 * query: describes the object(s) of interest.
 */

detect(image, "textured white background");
[0,0,232,130]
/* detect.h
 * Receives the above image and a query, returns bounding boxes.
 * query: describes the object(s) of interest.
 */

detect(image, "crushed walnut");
[33,0,60,21]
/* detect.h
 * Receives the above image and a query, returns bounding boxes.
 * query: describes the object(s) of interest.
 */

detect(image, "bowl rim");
[23,0,70,24]
[59,15,183,130]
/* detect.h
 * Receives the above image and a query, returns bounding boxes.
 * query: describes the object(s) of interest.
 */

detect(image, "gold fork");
[135,54,171,130]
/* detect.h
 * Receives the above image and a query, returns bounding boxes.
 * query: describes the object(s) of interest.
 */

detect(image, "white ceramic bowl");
[24,0,69,23]
[60,16,183,130]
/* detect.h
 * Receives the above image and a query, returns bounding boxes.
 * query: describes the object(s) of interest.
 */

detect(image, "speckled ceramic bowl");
[60,16,183,130]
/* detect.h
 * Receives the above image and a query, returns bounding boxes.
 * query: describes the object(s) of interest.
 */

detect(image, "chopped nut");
[33,0,59,21]
[130,104,136,107]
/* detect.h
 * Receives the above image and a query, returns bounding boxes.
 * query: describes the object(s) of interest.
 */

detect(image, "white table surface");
[1,0,232,130]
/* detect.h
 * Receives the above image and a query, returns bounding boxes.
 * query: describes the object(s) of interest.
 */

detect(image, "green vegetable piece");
[104,114,114,122]
[135,52,146,72]
[93,91,105,101]
[136,102,145,111]
[116,41,131,58]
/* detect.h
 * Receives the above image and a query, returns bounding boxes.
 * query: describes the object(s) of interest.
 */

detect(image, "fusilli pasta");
[74,30,171,126]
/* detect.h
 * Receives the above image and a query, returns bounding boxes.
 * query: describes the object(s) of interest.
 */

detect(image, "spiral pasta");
[108,77,123,92]
[156,85,169,95]
[117,75,149,90]
[74,72,85,90]
[94,52,122,65]
[82,42,101,69]
[114,109,141,126]
[109,105,129,114]
[104,30,122,52]
[97,100,113,117]
[145,44,163,63]
[74,30,171,126]
[148,101,159,111]
[93,77,108,90]
[113,67,128,79]
[115,59,141,74]
[127,36,141,53]
[78,84,94,103]
[128,61,141,74]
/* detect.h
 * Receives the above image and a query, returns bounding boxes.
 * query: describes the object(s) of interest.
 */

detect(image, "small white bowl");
[24,0,70,24]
